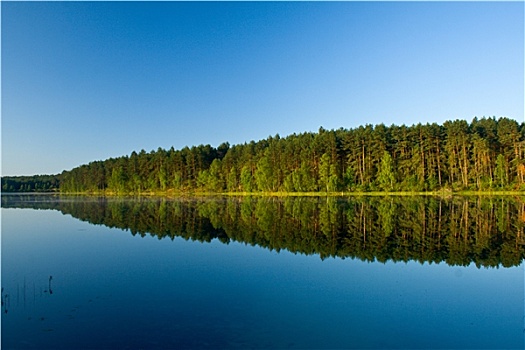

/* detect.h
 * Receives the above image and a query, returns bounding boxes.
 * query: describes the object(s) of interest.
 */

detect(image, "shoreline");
[3,190,524,198]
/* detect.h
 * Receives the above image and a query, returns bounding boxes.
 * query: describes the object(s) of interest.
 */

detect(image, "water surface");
[2,195,524,349]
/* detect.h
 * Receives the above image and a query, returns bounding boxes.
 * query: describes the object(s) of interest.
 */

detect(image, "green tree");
[240,165,254,192]
[109,166,127,194]
[255,154,275,191]
[319,153,332,192]
[227,167,238,192]
[208,159,224,192]
[495,154,508,188]
[377,151,395,191]
[292,163,316,192]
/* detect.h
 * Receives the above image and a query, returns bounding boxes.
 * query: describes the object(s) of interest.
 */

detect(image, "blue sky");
[2,1,524,176]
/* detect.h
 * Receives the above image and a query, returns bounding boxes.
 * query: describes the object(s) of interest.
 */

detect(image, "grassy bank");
[54,189,525,198]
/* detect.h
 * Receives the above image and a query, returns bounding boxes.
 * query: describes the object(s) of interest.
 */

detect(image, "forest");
[3,117,525,194]
[3,195,524,267]
[0,174,60,192]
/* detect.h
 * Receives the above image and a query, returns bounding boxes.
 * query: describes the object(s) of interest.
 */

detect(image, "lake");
[1,194,524,349]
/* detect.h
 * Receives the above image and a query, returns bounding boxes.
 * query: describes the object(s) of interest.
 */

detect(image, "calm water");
[1,195,524,349]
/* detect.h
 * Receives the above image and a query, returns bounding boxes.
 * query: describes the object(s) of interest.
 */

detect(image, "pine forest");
[3,117,525,194]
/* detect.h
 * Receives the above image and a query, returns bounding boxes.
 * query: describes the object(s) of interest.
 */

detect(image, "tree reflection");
[3,195,525,267]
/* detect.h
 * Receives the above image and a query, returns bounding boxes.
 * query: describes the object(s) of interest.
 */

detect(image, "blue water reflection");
[2,204,524,349]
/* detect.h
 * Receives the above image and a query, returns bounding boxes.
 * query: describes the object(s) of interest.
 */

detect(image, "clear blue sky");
[2,1,523,176]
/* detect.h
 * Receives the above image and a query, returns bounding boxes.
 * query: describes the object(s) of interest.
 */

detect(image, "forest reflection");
[3,195,525,268]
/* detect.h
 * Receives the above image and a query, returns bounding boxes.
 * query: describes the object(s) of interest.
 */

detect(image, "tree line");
[3,117,525,193]
[3,195,524,267]
[1,174,60,192]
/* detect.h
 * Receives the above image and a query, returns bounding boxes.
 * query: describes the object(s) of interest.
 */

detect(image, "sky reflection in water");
[2,198,524,349]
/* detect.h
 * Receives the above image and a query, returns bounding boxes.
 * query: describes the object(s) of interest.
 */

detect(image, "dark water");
[1,194,524,349]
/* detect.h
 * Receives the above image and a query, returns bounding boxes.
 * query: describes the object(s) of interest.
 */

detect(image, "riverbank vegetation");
[3,117,525,194]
